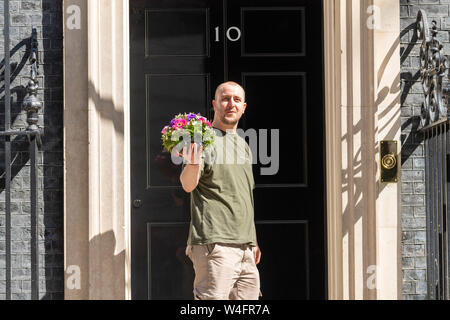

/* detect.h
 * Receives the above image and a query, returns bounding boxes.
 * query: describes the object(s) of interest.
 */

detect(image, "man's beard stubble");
[219,113,239,126]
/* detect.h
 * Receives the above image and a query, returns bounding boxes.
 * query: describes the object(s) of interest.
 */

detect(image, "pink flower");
[161,126,169,134]
[205,121,212,127]
[198,116,207,123]
[173,118,187,128]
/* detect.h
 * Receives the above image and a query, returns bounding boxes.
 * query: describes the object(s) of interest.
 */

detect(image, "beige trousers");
[186,243,261,300]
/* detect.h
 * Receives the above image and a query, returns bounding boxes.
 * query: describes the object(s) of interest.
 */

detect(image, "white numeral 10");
[215,26,242,42]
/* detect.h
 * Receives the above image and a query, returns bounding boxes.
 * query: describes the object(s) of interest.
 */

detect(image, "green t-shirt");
[182,127,257,246]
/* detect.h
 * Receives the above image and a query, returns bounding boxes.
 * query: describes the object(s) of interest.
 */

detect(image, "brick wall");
[0,0,63,300]
[398,0,450,300]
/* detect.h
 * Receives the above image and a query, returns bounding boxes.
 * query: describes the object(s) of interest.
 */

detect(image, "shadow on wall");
[88,231,125,300]
[400,21,424,159]
[338,0,401,299]
[61,73,128,298]
[0,39,30,196]
[64,231,126,299]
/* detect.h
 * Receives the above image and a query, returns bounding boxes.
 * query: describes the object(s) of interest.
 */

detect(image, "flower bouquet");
[161,112,216,154]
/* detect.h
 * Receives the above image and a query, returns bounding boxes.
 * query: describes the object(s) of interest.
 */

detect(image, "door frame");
[63,0,402,300]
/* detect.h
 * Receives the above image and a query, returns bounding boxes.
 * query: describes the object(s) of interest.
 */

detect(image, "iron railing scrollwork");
[24,27,43,133]
[417,9,450,300]
[417,9,450,127]
[1,0,43,300]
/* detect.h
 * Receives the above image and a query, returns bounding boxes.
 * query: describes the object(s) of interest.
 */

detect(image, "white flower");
[171,129,182,141]
[203,128,216,142]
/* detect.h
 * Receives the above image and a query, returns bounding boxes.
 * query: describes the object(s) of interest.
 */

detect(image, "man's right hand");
[179,143,204,193]
[178,143,203,165]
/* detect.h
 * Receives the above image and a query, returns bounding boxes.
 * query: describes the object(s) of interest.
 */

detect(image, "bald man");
[180,82,261,300]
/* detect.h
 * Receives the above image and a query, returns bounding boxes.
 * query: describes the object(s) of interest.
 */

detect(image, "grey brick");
[404,269,427,281]
[403,294,427,300]
[403,281,415,294]
[12,293,31,300]
[402,217,426,229]
[402,194,425,205]
[403,257,415,269]
[415,256,427,268]
[415,231,427,244]
[401,170,424,182]
[403,244,425,257]
[416,281,428,294]
[414,206,426,217]
[402,231,416,244]
[414,182,425,194]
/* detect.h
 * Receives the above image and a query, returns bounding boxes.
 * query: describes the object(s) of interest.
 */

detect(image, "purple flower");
[170,118,176,126]
[187,113,197,121]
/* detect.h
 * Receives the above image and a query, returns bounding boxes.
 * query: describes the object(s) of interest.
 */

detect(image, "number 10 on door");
[215,26,242,42]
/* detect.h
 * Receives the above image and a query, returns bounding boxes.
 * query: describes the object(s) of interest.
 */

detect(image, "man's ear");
[243,102,247,113]
[211,100,216,119]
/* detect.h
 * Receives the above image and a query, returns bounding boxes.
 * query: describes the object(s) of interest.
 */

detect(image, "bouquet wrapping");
[161,112,216,154]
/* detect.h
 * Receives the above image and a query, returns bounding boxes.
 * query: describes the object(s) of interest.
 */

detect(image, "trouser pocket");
[205,243,216,256]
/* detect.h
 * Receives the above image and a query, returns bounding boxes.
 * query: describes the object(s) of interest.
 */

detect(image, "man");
[179,81,261,300]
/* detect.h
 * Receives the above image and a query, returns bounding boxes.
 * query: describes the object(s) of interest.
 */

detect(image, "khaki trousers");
[186,243,261,300]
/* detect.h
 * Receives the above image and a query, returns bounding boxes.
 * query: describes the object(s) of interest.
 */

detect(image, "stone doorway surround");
[323,0,402,300]
[63,0,401,299]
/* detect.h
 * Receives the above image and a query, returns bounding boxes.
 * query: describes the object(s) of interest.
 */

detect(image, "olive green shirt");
[183,128,257,246]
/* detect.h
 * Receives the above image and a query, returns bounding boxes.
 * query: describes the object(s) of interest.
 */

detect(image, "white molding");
[64,0,131,300]
[322,0,401,300]
[323,0,344,300]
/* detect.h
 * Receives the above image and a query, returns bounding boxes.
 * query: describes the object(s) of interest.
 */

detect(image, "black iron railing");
[1,0,42,300]
[421,119,449,300]
[417,9,450,300]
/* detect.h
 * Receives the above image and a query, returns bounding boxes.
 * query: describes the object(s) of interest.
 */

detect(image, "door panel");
[242,72,307,185]
[227,0,326,300]
[147,223,193,300]
[145,9,210,57]
[241,7,305,56]
[130,0,326,300]
[255,222,310,299]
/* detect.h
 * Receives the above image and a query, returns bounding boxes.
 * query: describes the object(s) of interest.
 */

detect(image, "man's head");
[212,81,247,127]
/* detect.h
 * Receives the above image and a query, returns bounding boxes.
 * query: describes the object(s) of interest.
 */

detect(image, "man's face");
[213,84,247,126]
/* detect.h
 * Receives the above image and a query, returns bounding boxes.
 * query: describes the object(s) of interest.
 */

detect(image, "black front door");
[130,0,326,300]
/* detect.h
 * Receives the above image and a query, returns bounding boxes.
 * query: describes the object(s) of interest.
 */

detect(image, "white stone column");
[373,0,402,300]
[63,0,131,300]
[323,0,401,300]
